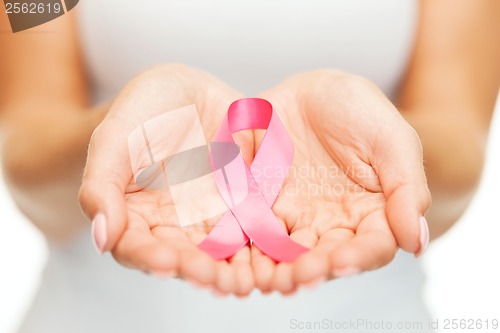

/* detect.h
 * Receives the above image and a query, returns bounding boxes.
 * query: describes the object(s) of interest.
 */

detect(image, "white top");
[20,1,433,332]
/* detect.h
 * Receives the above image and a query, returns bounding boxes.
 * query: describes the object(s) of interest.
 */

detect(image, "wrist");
[402,109,487,237]
[403,110,486,194]
[2,105,107,190]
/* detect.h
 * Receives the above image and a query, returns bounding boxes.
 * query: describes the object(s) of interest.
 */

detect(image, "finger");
[183,219,241,291]
[293,228,354,286]
[271,262,296,295]
[228,245,254,297]
[269,231,303,296]
[111,220,177,276]
[174,222,248,294]
[79,123,131,253]
[374,121,431,255]
[151,226,217,287]
[214,261,235,296]
[251,245,276,294]
[179,245,218,288]
[330,211,398,276]
[265,228,318,294]
[386,183,430,256]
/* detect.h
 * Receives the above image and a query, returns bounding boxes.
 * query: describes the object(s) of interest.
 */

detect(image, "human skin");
[252,71,431,294]
[1,1,499,296]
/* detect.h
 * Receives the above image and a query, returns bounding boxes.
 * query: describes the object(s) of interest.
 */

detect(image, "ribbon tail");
[197,213,249,260]
[232,170,308,263]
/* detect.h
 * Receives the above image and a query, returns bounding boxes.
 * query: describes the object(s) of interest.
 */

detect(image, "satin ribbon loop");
[198,98,308,262]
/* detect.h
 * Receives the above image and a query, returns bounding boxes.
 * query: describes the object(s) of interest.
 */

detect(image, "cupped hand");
[79,64,255,296]
[252,70,431,294]
[79,66,431,297]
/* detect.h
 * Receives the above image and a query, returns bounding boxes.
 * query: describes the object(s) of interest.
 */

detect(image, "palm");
[82,67,430,296]
[276,105,387,237]
[252,73,412,293]
[86,65,256,296]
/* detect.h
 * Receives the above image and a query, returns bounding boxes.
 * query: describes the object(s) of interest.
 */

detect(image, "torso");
[78,0,417,99]
[20,2,433,332]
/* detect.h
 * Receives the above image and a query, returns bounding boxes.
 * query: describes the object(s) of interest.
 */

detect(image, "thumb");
[374,121,432,257]
[79,123,130,254]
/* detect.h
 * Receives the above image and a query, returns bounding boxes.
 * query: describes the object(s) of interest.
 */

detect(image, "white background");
[0,96,499,332]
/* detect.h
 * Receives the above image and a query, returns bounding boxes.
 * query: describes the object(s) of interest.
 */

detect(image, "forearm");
[395,0,500,239]
[1,103,108,242]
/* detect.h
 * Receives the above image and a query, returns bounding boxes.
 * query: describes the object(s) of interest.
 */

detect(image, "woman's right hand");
[78,64,255,296]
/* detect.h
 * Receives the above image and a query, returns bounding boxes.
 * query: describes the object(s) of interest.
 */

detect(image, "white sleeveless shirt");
[20,1,433,332]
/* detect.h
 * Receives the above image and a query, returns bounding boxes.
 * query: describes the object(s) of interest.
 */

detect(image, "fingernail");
[332,266,361,278]
[302,276,326,289]
[91,213,107,254]
[415,216,430,258]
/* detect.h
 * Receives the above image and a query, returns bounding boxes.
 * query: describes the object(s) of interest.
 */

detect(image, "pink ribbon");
[198,98,308,262]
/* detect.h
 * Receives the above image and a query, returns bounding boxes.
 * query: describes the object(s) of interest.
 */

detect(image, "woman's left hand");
[252,70,432,294]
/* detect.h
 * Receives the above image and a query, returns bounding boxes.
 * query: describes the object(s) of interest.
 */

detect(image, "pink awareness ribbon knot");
[198,98,308,262]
